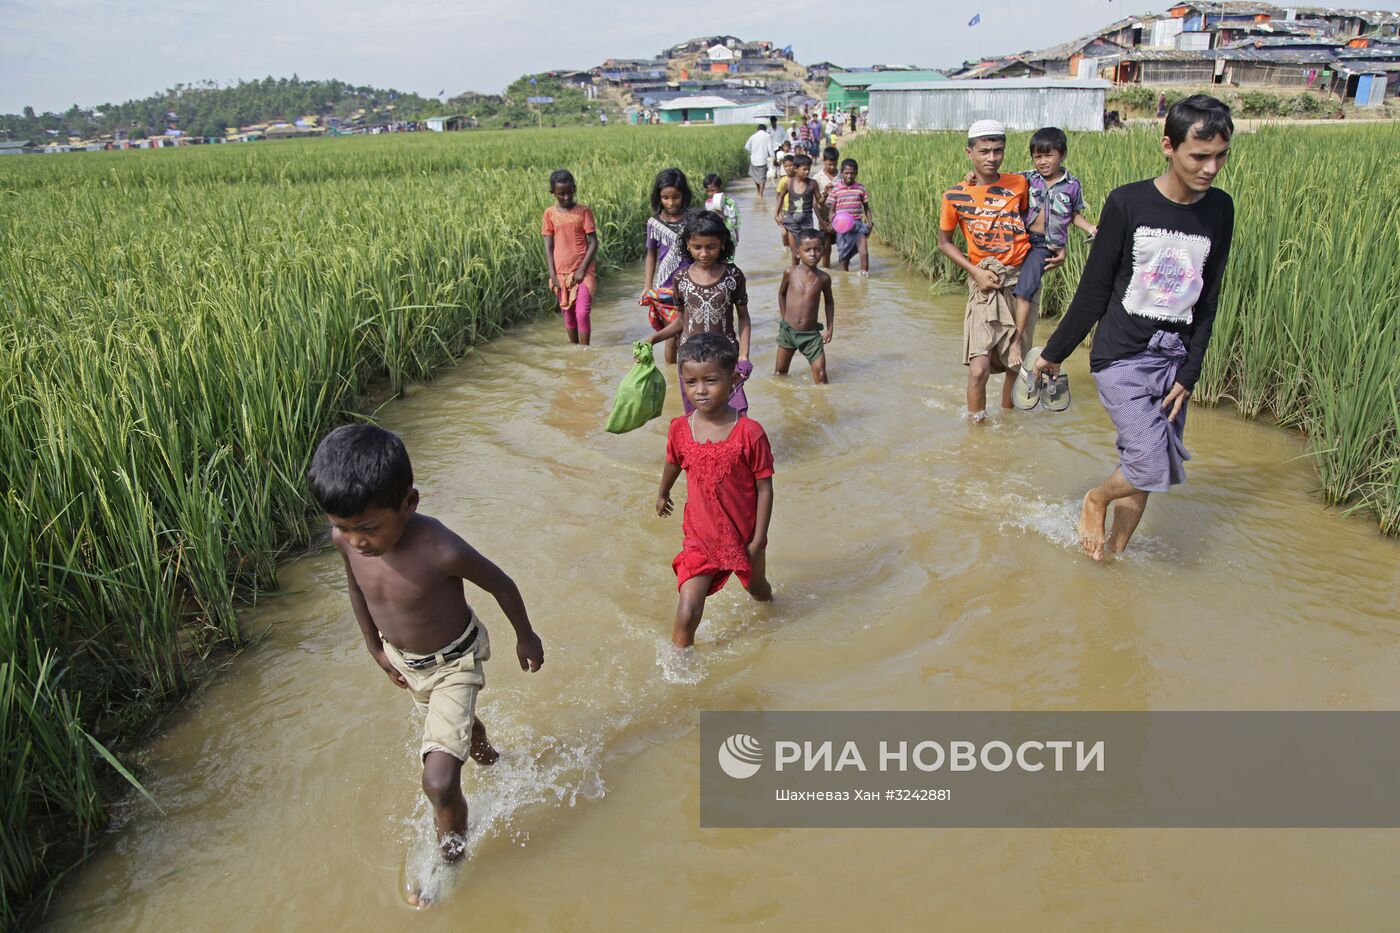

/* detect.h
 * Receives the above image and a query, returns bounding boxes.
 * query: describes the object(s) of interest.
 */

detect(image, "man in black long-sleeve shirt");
[1032,95,1236,560]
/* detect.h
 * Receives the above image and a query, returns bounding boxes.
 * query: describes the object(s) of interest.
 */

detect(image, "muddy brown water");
[44,185,1400,931]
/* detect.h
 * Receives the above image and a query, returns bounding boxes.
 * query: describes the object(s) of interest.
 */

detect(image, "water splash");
[395,719,610,904]
[995,496,1082,549]
[993,493,1178,562]
[657,642,706,684]
[398,803,461,909]
[920,385,965,414]
[960,408,1006,428]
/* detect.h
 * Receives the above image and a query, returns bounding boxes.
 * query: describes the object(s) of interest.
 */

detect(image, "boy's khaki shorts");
[381,616,491,763]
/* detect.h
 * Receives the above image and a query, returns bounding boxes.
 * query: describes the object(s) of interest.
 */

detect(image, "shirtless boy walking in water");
[775,231,835,383]
[309,424,544,892]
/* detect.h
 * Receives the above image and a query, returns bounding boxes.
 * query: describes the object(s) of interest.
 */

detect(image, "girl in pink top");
[541,169,600,346]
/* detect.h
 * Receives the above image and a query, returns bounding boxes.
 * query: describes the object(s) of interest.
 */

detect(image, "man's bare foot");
[406,886,434,909]
[1078,491,1107,561]
[469,719,499,766]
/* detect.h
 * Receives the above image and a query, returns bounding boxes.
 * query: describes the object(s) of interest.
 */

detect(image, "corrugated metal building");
[1215,47,1336,86]
[1114,50,1218,84]
[713,101,783,125]
[1359,72,1384,104]
[826,70,949,108]
[657,95,737,123]
[868,78,1110,131]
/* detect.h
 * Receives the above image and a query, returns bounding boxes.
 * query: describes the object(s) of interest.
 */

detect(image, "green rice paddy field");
[1,121,1397,924]
[0,126,746,923]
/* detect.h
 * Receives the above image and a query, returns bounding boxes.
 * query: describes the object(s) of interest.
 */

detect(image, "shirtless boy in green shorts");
[308,424,545,899]
[775,231,835,383]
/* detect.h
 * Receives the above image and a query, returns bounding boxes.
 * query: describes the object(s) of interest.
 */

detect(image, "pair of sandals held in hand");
[1011,347,1071,412]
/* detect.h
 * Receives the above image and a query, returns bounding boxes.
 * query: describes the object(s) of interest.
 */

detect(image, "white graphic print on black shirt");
[1039,179,1234,391]
[1122,226,1212,325]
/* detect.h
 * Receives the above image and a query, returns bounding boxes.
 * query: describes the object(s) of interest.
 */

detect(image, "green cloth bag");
[605,341,666,434]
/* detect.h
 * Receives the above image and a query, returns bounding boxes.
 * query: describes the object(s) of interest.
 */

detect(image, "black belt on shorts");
[400,623,478,671]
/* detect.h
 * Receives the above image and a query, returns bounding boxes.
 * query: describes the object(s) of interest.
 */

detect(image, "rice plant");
[845,124,1400,532]
[0,125,748,924]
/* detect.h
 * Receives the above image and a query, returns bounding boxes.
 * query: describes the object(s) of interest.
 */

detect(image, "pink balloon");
[832,211,855,234]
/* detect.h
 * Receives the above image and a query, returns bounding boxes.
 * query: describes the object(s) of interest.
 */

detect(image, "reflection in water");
[44,184,1400,932]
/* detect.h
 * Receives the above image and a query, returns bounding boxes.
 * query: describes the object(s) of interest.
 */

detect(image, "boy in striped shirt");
[827,159,874,275]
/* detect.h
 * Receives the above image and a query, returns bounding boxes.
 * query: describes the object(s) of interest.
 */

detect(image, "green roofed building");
[658,95,738,123]
[826,70,949,108]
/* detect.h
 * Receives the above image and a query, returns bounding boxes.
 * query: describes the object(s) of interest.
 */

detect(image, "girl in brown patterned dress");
[648,211,754,414]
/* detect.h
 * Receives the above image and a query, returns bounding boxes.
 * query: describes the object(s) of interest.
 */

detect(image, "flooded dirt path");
[45,183,1400,931]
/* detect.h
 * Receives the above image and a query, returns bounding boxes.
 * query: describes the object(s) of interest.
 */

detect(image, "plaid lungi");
[1092,330,1192,493]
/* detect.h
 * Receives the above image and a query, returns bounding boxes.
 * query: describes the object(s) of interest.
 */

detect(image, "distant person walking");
[829,158,873,275]
[1156,93,1168,118]
[1032,95,1236,561]
[642,168,695,365]
[541,169,599,346]
[774,153,823,265]
[744,121,775,196]
[768,116,785,153]
[704,173,741,244]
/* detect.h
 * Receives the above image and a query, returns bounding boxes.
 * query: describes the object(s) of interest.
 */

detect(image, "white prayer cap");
[967,119,1006,139]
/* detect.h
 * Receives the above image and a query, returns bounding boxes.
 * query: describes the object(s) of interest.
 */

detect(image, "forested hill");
[1,73,614,140]
[0,76,449,140]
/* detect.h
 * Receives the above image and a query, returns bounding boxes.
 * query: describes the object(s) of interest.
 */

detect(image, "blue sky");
[3,0,1399,113]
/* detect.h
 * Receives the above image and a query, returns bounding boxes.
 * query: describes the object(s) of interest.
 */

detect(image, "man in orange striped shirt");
[937,120,1060,419]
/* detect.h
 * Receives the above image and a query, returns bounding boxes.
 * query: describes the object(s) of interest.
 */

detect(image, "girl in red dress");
[654,333,774,648]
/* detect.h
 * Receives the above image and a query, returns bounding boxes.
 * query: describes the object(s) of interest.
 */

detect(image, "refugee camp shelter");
[425,115,469,132]
[868,78,1111,131]
[1350,70,1389,105]
[658,95,736,122]
[707,44,736,73]
[712,101,783,125]
[826,70,949,108]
